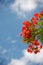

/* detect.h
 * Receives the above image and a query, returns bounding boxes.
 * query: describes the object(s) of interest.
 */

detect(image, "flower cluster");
[27,39,42,54]
[20,11,43,54]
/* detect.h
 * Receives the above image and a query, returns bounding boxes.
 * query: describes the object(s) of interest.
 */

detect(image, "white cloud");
[0,46,7,54]
[11,40,17,43]
[8,49,43,65]
[11,0,37,11]
[10,0,37,15]
[10,0,43,16]
[6,36,17,43]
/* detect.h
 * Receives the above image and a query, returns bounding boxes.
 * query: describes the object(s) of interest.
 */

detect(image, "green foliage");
[38,28,43,44]
[38,20,43,27]
[38,21,42,26]
[40,16,43,20]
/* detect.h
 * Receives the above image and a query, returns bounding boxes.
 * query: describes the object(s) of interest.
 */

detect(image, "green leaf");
[38,28,43,44]
[40,16,43,20]
[38,20,43,27]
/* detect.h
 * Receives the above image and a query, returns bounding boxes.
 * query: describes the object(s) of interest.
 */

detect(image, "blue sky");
[0,0,43,65]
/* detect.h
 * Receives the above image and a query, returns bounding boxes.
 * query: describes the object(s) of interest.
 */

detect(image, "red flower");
[26,30,30,35]
[22,21,31,26]
[22,26,31,38]
[23,39,26,42]
[27,49,32,53]
[22,25,26,31]
[20,11,43,54]
[34,13,41,19]
[40,45,42,49]
[20,32,22,36]
[34,50,40,54]
[31,39,40,46]
[40,11,43,16]
[35,41,39,46]
[28,45,32,49]
[31,17,37,25]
